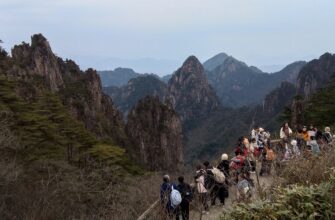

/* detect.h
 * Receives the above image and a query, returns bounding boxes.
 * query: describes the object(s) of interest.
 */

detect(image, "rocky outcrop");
[9,34,126,145]
[262,82,296,116]
[126,96,183,171]
[11,34,64,91]
[167,56,220,124]
[296,53,335,99]
[103,75,167,116]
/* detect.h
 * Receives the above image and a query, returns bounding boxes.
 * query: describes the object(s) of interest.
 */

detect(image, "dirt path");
[191,167,274,220]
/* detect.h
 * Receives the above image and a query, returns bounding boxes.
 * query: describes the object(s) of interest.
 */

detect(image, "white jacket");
[280,127,292,139]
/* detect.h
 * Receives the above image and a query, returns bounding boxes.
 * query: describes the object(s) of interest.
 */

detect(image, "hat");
[325,127,331,132]
[221,153,228,161]
[259,127,264,132]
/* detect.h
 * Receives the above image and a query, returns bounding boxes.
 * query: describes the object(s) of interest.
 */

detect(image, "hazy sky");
[1,0,335,75]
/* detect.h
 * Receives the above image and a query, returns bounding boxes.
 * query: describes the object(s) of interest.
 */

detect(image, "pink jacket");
[196,171,207,194]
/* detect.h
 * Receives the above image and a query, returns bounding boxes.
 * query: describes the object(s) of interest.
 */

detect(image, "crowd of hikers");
[159,123,334,220]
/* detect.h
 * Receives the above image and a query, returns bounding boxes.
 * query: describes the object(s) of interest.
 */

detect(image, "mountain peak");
[203,52,230,71]
[31,33,49,49]
[180,55,203,74]
[167,55,220,123]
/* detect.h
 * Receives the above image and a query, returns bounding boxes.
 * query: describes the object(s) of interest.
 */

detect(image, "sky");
[1,0,335,76]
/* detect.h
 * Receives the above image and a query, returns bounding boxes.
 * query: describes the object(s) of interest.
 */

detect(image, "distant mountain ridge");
[204,53,306,107]
[98,68,141,87]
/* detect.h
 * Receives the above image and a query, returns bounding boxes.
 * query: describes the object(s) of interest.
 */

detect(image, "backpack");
[266,149,275,161]
[170,185,182,207]
[211,167,226,184]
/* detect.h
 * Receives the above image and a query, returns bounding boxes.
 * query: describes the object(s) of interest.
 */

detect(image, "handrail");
[137,199,160,220]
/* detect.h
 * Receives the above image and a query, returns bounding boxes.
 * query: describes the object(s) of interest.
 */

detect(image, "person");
[176,176,192,220]
[296,128,305,149]
[260,145,275,176]
[323,127,333,144]
[230,150,246,171]
[291,139,301,157]
[250,126,259,141]
[160,174,174,216]
[217,154,230,204]
[195,165,208,213]
[218,153,230,177]
[250,138,261,159]
[280,122,292,141]
[244,138,256,173]
[160,174,171,204]
[236,172,252,202]
[302,126,310,143]
[310,136,320,155]
[308,125,316,141]
[203,161,219,206]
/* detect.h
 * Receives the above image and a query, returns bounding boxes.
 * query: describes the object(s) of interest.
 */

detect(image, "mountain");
[11,34,127,145]
[203,52,229,71]
[297,53,335,99]
[205,54,306,107]
[167,56,220,126]
[98,68,140,87]
[103,75,167,115]
[126,96,183,171]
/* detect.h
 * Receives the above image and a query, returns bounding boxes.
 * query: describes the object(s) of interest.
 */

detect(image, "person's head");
[325,127,331,133]
[238,136,244,145]
[291,139,297,146]
[309,125,314,130]
[283,122,289,128]
[303,126,307,132]
[163,174,170,183]
[298,128,303,133]
[203,161,210,168]
[243,137,249,146]
[251,138,256,143]
[221,153,228,161]
[178,176,184,184]
[259,127,264,133]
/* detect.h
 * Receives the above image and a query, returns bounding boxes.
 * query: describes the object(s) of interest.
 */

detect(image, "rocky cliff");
[296,53,335,99]
[126,96,183,171]
[167,56,220,125]
[9,34,126,145]
[11,34,64,91]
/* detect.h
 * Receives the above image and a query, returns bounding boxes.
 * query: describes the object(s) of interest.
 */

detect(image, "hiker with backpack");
[203,161,222,206]
[217,153,230,204]
[230,149,246,183]
[176,176,192,220]
[195,165,209,214]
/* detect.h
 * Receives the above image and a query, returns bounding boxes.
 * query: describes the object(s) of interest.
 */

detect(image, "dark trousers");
[176,200,189,220]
